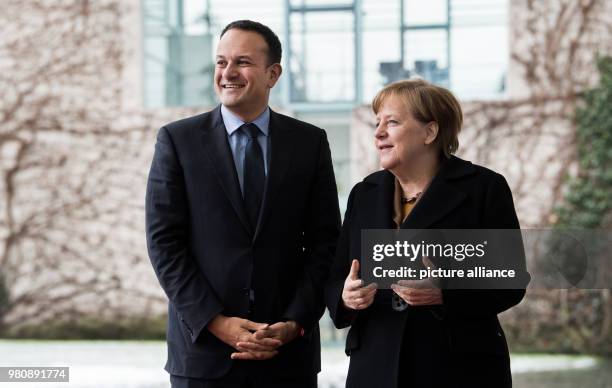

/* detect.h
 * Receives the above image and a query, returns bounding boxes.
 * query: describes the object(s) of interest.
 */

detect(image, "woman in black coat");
[325,79,530,388]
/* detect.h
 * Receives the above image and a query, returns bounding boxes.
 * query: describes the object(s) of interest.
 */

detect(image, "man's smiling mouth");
[222,84,245,89]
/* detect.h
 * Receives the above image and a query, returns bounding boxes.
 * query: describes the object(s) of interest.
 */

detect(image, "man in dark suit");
[146,20,341,387]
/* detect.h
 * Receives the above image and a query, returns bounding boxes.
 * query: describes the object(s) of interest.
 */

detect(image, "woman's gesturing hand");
[342,259,378,310]
[391,257,443,306]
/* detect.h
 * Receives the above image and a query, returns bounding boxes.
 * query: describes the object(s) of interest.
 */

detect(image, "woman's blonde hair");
[372,78,463,158]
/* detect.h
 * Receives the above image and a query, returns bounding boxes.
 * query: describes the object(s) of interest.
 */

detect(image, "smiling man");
[145,20,341,388]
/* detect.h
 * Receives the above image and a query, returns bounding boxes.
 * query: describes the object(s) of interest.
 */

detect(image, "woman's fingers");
[345,278,364,291]
[397,278,437,289]
[342,259,378,309]
[344,285,377,309]
[362,282,378,291]
[355,290,377,309]
[391,283,443,306]
[348,259,360,280]
[346,284,377,299]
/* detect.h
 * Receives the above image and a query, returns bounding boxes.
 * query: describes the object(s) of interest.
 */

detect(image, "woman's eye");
[374,122,380,128]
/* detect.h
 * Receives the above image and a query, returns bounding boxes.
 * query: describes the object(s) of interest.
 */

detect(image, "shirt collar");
[221,105,270,136]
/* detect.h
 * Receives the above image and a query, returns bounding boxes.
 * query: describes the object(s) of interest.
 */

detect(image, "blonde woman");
[325,79,529,388]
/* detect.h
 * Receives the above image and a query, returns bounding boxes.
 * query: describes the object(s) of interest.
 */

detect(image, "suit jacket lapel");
[255,110,296,239]
[201,105,252,235]
[401,177,465,229]
[401,156,474,229]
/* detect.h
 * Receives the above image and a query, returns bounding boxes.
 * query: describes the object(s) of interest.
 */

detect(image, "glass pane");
[183,1,209,34]
[142,0,215,107]
[404,29,449,86]
[208,0,284,33]
[404,0,448,26]
[143,37,168,107]
[450,0,508,99]
[290,0,354,7]
[363,30,401,100]
[362,0,402,101]
[289,11,355,102]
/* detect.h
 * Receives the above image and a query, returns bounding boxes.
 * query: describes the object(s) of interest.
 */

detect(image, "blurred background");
[0,0,611,387]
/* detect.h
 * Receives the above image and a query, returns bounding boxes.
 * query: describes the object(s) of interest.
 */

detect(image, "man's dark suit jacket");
[145,105,341,379]
[325,155,530,388]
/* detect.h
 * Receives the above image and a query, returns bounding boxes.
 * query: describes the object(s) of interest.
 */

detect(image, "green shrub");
[554,56,612,228]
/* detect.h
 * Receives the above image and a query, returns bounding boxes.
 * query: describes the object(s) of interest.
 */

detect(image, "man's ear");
[424,122,439,145]
[267,63,282,88]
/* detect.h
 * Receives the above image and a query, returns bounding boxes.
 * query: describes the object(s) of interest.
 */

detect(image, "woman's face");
[374,95,434,172]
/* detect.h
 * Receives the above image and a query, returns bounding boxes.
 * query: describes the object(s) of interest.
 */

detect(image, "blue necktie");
[241,123,265,229]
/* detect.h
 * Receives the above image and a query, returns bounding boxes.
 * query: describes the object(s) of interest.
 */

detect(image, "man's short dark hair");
[220,20,282,66]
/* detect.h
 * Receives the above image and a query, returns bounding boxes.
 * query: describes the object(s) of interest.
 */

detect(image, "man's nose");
[222,62,239,78]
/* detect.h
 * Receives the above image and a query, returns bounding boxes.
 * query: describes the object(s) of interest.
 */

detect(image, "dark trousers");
[170,362,317,388]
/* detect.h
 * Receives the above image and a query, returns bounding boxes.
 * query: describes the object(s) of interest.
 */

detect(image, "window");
[142,0,215,107]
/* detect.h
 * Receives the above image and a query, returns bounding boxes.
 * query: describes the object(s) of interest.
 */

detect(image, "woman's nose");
[374,123,386,138]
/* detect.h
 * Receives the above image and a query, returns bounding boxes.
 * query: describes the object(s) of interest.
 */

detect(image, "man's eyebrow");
[215,55,254,61]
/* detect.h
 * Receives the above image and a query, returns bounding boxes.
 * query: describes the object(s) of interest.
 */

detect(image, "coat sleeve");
[325,183,360,329]
[282,131,341,332]
[145,126,224,342]
[442,172,531,317]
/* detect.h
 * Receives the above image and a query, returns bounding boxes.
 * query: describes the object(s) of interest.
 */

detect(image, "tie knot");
[241,123,260,139]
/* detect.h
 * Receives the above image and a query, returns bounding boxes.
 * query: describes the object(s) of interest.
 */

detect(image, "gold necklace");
[401,191,422,204]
